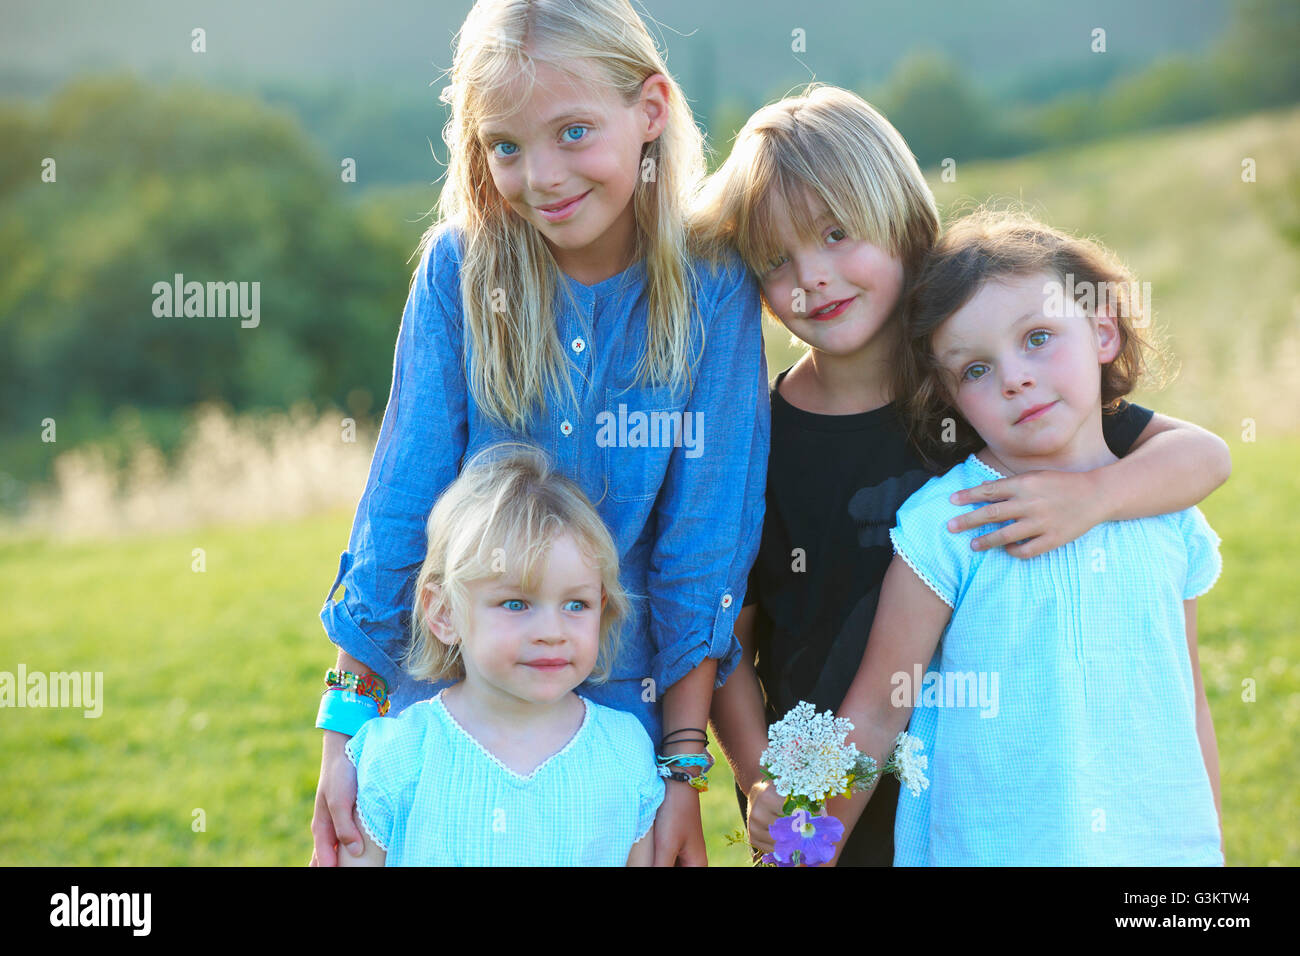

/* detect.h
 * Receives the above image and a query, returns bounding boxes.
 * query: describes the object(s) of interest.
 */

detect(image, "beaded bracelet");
[661,769,710,791]
[325,668,390,716]
[657,767,711,793]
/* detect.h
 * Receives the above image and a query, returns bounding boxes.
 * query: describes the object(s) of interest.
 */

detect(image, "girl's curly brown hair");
[895,207,1169,471]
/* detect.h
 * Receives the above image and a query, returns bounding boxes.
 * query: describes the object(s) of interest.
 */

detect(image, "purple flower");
[767,810,844,867]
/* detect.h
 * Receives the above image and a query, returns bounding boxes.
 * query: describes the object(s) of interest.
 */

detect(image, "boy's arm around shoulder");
[949,412,1231,558]
[1098,411,1231,519]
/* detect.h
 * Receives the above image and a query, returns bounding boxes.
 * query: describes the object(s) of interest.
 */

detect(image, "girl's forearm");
[709,657,769,792]
[826,701,912,861]
[1197,693,1223,843]
[334,649,373,676]
[661,657,718,753]
[1097,422,1231,522]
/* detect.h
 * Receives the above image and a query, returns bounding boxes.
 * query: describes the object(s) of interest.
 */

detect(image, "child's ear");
[421,584,458,648]
[1094,307,1122,364]
[639,73,670,143]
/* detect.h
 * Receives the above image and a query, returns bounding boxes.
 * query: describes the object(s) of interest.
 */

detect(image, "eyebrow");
[937,311,1043,363]
[482,581,601,596]
[479,110,598,141]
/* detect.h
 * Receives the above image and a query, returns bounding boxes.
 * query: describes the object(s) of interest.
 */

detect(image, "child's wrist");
[1080,466,1110,525]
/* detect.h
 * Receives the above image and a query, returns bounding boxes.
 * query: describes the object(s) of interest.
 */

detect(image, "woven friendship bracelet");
[655,750,715,793]
[325,668,390,716]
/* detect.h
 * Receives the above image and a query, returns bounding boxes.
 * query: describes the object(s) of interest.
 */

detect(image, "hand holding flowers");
[747,701,928,866]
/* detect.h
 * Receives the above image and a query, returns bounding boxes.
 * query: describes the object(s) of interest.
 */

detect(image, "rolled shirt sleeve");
[646,256,770,691]
[320,227,468,703]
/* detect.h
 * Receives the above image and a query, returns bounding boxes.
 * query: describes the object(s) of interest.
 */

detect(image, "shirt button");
[720,593,732,609]
[571,337,586,354]
[560,420,573,436]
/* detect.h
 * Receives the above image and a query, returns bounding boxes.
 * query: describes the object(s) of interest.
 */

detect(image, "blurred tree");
[0,75,415,449]
[875,50,994,168]
[1215,0,1300,109]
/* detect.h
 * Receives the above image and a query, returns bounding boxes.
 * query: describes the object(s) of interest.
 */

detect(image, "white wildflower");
[886,731,930,796]
[760,701,860,803]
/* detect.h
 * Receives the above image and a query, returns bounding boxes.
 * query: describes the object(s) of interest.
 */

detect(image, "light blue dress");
[346,690,664,866]
[890,454,1223,866]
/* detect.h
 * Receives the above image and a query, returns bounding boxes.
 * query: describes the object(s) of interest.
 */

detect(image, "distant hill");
[2,0,1231,186]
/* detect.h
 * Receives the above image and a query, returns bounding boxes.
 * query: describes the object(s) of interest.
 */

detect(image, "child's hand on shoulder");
[947,469,1103,559]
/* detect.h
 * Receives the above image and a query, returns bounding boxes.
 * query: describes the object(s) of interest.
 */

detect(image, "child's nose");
[793,255,829,298]
[533,605,567,640]
[1002,363,1034,395]
[526,148,566,193]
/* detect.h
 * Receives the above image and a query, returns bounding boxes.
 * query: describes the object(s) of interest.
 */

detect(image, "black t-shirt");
[740,366,1154,866]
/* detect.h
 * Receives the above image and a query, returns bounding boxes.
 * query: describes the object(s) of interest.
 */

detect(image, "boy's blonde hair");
[693,84,939,321]
[898,206,1167,469]
[424,0,705,431]
[404,443,629,684]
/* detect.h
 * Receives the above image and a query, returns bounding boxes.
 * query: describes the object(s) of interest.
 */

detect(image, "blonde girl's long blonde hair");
[692,84,939,323]
[404,442,630,685]
[422,0,706,431]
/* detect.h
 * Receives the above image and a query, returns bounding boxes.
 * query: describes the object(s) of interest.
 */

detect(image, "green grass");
[1,433,1295,865]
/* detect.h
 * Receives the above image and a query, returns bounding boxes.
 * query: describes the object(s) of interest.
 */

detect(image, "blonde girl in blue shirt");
[825,210,1224,864]
[340,445,664,866]
[311,0,768,866]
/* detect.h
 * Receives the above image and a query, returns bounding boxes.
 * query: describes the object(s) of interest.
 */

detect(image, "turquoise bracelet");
[315,689,379,737]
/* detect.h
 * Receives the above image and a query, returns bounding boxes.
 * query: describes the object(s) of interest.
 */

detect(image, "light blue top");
[320,225,769,743]
[346,690,665,866]
[890,454,1223,866]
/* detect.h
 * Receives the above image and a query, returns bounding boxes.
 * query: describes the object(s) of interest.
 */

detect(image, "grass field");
[1,432,1295,866]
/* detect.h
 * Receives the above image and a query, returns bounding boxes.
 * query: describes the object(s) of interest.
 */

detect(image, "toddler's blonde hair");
[404,443,629,684]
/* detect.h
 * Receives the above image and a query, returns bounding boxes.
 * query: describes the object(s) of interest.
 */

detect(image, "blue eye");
[562,125,589,143]
[1027,329,1050,348]
[501,599,526,611]
[962,363,990,382]
[563,599,588,612]
[491,141,518,159]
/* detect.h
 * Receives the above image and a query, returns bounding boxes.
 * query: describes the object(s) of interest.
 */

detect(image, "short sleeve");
[629,716,665,842]
[1179,507,1223,600]
[344,716,404,852]
[1101,400,1154,457]
[888,470,981,609]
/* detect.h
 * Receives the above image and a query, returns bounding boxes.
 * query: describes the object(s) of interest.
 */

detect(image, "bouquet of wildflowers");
[758,701,929,866]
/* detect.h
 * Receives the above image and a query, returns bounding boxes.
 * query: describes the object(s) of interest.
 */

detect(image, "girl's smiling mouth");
[808,296,856,320]
[536,191,590,221]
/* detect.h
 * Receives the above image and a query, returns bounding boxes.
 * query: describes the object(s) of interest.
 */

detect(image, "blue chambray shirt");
[320,225,770,743]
